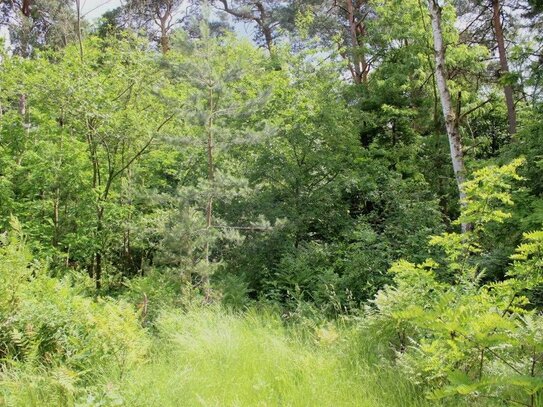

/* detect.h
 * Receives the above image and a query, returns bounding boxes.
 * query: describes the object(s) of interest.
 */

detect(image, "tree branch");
[112,113,175,180]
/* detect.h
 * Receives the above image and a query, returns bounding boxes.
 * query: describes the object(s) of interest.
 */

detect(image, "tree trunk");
[427,0,470,233]
[16,94,28,165]
[160,29,170,54]
[18,94,26,116]
[202,96,215,298]
[75,0,84,61]
[205,121,214,265]
[53,187,60,247]
[95,252,102,290]
[491,0,516,135]
[157,5,172,54]
[255,2,274,53]
[346,0,368,84]
[261,24,274,54]
[95,206,104,290]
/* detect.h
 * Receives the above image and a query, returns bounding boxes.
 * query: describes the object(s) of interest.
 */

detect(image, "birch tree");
[427,0,470,232]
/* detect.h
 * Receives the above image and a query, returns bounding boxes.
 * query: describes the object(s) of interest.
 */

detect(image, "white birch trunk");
[427,0,470,232]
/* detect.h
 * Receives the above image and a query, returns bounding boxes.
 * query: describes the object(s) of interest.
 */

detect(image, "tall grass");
[2,306,478,406]
[117,307,452,407]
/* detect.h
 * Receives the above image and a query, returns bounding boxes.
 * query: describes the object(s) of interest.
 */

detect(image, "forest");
[0,0,542,405]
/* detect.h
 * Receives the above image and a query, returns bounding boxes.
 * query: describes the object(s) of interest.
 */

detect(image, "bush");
[0,220,149,404]
[369,159,543,406]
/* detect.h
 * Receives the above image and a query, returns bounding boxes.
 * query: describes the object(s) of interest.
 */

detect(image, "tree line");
[0,1,543,404]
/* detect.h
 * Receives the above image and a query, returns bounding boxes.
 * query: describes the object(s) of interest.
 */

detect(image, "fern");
[371,159,543,406]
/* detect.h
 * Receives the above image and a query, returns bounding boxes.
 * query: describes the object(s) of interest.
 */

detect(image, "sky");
[0,0,120,49]
[80,0,255,38]
[81,0,123,20]
[0,0,255,50]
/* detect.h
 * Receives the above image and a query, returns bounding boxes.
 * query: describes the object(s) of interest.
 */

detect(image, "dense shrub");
[369,160,543,406]
[0,220,148,404]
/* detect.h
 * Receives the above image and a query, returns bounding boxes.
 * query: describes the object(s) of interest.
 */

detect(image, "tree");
[427,0,469,232]
[0,0,79,56]
[122,0,192,53]
[212,0,286,53]
[154,25,275,296]
[342,0,371,84]
[72,39,175,289]
[0,36,176,289]
[371,159,543,407]
[454,0,519,135]
[491,0,517,134]
[275,0,374,84]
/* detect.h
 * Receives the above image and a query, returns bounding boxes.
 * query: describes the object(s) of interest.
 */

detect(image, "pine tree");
[157,23,273,296]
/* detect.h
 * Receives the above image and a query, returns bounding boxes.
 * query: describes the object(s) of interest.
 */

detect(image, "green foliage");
[371,159,543,406]
[0,34,177,288]
[459,158,525,228]
[0,1,542,404]
[0,224,148,404]
[135,26,282,294]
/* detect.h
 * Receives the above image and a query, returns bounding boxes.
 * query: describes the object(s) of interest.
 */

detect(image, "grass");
[1,307,474,407]
[117,307,450,407]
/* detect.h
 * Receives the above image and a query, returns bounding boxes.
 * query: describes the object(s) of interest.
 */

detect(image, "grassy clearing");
[117,307,453,407]
[1,307,474,407]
